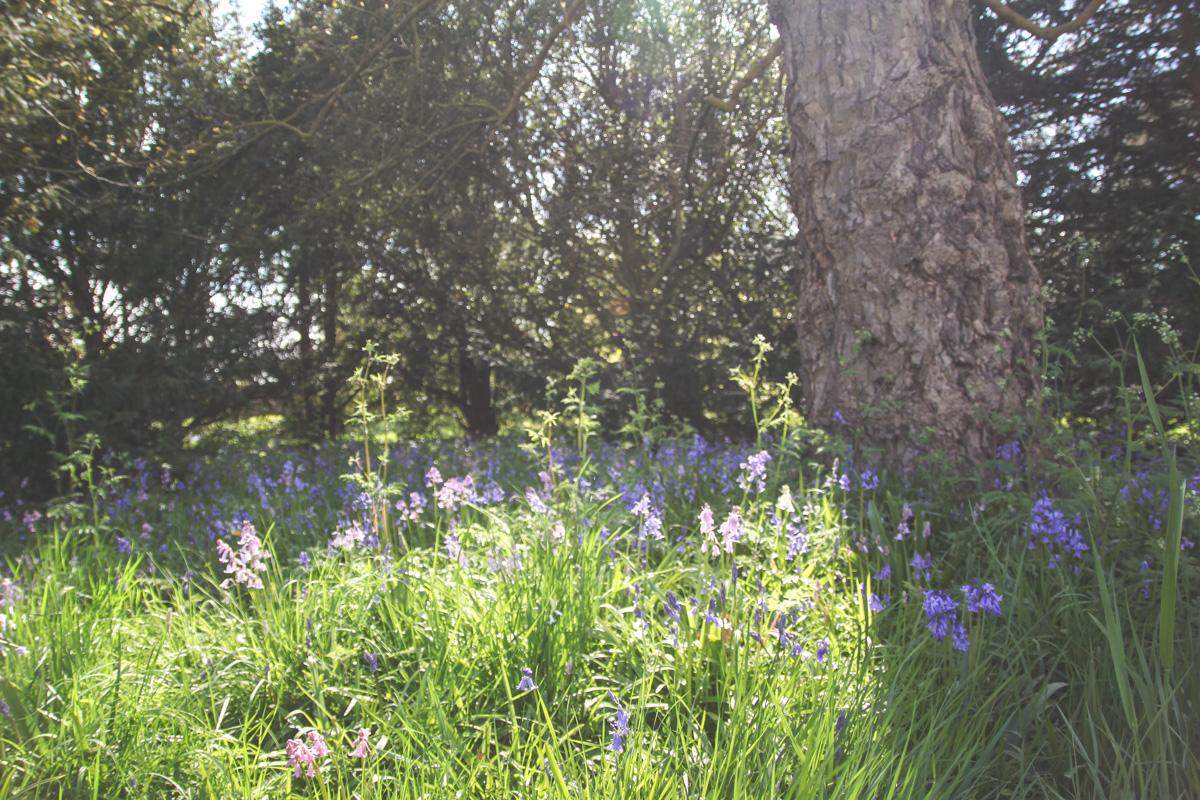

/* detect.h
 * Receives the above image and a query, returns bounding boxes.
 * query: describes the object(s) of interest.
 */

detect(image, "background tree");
[976,0,1200,421]
[0,0,273,495]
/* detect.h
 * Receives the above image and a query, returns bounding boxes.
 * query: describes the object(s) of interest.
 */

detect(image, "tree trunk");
[769,0,1042,470]
[459,345,499,437]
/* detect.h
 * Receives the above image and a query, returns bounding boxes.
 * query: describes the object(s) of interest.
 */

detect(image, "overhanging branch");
[705,39,782,112]
[975,0,1106,41]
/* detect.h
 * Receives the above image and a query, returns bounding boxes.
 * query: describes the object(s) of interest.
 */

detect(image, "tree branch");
[304,0,443,137]
[974,0,1106,41]
[488,0,588,137]
[705,39,782,111]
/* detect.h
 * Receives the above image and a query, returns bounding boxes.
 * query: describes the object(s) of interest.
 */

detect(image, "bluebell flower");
[910,553,933,580]
[775,614,790,648]
[997,440,1022,461]
[874,563,892,581]
[951,623,970,653]
[962,583,1002,617]
[297,552,310,571]
[738,451,772,495]
[606,691,630,752]
[704,597,721,626]
[860,468,880,490]
[515,667,537,692]
[116,537,132,555]
[923,589,958,641]
[363,651,378,674]
[815,639,829,664]
[923,589,957,620]
[663,591,681,624]
[868,593,889,612]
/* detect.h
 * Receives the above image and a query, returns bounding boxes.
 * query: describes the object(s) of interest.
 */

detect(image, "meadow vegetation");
[0,346,1196,799]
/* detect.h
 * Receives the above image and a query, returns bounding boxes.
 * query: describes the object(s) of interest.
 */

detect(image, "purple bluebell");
[868,593,889,612]
[775,614,790,648]
[815,639,829,664]
[663,591,681,624]
[607,691,630,753]
[516,667,537,692]
[910,553,933,580]
[923,589,957,641]
[874,563,892,581]
[962,583,1002,617]
[705,597,721,626]
[738,451,772,495]
[363,651,378,674]
[951,623,970,653]
[860,468,880,490]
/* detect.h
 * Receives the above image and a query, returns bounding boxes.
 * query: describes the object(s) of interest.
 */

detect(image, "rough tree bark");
[768,0,1042,470]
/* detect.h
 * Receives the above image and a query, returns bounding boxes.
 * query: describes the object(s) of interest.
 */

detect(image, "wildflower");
[0,578,17,608]
[738,451,772,495]
[663,591,681,624]
[998,440,1022,461]
[516,667,537,692]
[704,597,722,626]
[425,467,443,487]
[446,532,468,567]
[286,738,316,778]
[216,521,271,590]
[833,408,847,425]
[873,563,892,581]
[297,552,311,571]
[525,487,549,514]
[815,639,829,664]
[909,552,933,581]
[363,651,378,674]
[350,728,370,758]
[720,506,743,554]
[923,589,957,641]
[868,593,889,612]
[962,583,1002,617]
[951,623,970,653]
[607,691,630,753]
[860,468,880,490]
[116,536,132,555]
[699,504,718,556]
[330,521,366,550]
[0,701,8,718]
[307,730,330,758]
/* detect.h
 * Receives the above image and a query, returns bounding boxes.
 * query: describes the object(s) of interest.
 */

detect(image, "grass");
[0,377,1197,798]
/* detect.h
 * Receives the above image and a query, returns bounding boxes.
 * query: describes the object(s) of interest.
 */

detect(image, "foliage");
[0,351,1197,798]
[0,0,276,496]
[976,0,1200,422]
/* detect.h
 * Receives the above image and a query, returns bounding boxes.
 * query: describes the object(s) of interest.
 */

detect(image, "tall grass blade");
[1091,546,1138,733]
[1160,463,1184,671]
[1134,339,1184,671]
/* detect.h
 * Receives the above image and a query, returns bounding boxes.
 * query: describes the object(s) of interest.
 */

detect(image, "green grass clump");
[0,357,1196,798]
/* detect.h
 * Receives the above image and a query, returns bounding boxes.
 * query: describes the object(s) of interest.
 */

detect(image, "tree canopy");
[1,0,1194,492]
